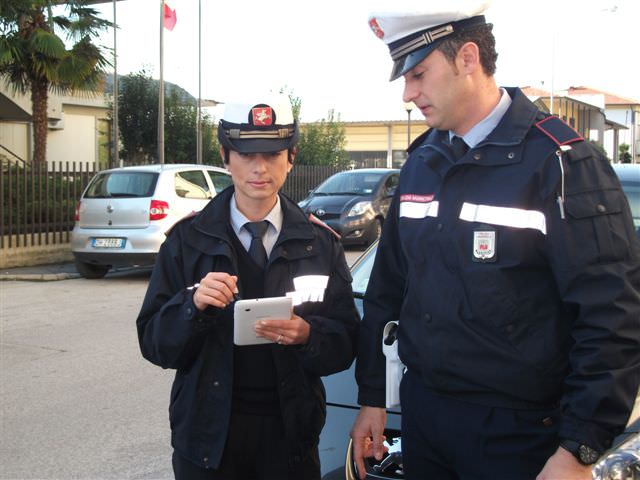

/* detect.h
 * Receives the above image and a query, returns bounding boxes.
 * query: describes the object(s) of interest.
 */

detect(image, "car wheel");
[368,218,383,246]
[74,259,110,279]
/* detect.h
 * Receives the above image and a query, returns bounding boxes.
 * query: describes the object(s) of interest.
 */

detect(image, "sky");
[87,0,640,123]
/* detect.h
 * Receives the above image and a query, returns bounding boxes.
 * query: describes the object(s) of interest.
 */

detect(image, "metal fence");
[0,160,343,251]
[1,160,98,249]
[282,164,342,202]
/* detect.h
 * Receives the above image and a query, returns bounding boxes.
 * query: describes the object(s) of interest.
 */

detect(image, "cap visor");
[227,138,292,154]
[389,44,437,81]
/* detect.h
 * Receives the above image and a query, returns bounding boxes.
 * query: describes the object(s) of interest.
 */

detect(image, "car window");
[84,171,158,198]
[175,170,211,199]
[316,171,386,195]
[207,171,233,193]
[351,244,378,295]
[382,174,400,196]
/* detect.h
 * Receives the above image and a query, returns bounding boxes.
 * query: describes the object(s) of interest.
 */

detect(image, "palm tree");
[0,0,112,163]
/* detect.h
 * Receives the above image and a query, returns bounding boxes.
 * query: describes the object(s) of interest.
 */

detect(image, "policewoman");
[137,95,359,480]
[351,2,640,479]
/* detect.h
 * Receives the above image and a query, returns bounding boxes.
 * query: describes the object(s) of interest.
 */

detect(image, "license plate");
[92,237,125,248]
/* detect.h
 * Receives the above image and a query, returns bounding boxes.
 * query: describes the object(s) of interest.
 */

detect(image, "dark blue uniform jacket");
[137,187,359,470]
[356,87,640,452]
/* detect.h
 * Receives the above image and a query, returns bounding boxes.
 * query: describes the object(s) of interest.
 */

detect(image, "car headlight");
[593,434,640,480]
[298,199,309,209]
[347,201,372,217]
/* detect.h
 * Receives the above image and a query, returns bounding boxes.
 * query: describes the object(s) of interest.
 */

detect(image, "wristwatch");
[560,439,601,465]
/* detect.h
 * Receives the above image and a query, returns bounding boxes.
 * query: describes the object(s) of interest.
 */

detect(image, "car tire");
[368,218,383,246]
[74,259,110,279]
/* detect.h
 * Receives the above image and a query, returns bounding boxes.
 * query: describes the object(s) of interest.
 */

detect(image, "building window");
[348,151,387,168]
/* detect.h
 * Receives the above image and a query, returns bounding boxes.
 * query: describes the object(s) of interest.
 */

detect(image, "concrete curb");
[0,272,81,282]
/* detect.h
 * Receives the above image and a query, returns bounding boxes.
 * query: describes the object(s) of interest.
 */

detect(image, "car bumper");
[324,214,375,245]
[71,224,167,267]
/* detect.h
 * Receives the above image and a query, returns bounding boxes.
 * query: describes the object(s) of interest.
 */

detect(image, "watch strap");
[560,439,600,465]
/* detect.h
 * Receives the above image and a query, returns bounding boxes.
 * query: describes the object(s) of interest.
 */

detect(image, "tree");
[0,0,112,163]
[117,70,158,163]
[619,143,632,164]
[281,88,349,168]
[296,110,350,168]
[117,69,221,165]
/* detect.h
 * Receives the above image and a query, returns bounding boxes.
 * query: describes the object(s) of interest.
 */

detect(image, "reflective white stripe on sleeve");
[400,201,439,219]
[459,202,547,234]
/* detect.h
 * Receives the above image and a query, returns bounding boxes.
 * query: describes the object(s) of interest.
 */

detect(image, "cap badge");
[251,107,273,126]
[369,18,384,39]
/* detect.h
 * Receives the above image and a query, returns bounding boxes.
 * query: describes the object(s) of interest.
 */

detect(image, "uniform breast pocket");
[460,267,519,327]
[564,189,630,264]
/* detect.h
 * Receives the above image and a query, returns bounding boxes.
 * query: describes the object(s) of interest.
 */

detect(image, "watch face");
[578,444,600,465]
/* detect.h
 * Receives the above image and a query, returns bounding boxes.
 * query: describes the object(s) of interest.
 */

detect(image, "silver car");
[71,164,232,278]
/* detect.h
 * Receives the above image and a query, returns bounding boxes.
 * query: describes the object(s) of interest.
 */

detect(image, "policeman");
[351,2,640,479]
[137,94,359,480]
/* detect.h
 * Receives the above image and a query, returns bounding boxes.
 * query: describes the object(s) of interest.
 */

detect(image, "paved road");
[1,270,173,479]
[0,247,367,480]
[7,246,636,480]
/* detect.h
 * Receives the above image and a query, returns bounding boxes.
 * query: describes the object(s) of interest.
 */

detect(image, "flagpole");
[158,0,165,165]
[196,0,202,164]
[112,0,119,168]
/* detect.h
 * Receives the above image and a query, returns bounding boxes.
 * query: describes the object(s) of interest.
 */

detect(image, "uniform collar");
[449,87,512,148]
[188,187,314,254]
[421,87,540,169]
[229,193,283,240]
[477,87,540,147]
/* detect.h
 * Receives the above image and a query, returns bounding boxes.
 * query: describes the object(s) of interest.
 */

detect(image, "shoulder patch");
[308,214,341,240]
[164,210,198,236]
[535,116,583,146]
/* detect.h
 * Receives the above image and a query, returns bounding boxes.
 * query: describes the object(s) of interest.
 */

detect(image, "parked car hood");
[302,194,365,214]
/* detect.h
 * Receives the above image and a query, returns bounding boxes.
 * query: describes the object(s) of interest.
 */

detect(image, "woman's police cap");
[217,94,299,154]
[369,1,491,81]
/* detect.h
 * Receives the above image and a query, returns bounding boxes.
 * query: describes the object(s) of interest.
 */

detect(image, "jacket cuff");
[187,291,223,332]
[299,324,320,357]
[358,386,386,408]
[558,415,616,453]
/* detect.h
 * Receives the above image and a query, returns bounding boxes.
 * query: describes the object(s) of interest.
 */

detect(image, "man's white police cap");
[369,0,491,81]
[218,93,298,154]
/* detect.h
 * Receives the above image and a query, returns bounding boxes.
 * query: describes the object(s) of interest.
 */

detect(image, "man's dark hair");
[222,147,296,165]
[436,23,498,75]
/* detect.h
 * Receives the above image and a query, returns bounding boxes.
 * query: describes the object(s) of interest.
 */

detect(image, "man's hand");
[350,406,388,480]
[254,314,311,345]
[536,447,593,480]
[192,272,238,310]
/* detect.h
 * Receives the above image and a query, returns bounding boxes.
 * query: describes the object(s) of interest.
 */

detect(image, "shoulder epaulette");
[164,210,198,236]
[407,128,432,153]
[308,214,341,240]
[534,115,583,146]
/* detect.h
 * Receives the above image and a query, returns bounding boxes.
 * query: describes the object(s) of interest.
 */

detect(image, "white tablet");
[233,296,293,346]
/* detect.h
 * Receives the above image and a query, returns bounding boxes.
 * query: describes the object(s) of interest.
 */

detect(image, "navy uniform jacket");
[137,187,359,470]
[356,87,640,453]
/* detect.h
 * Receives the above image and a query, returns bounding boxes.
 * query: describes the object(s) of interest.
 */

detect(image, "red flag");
[163,2,177,31]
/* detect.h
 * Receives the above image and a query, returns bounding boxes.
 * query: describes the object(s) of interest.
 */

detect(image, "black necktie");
[450,136,469,161]
[244,221,269,268]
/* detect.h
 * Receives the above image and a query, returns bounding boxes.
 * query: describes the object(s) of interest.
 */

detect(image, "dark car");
[318,163,640,479]
[298,168,400,246]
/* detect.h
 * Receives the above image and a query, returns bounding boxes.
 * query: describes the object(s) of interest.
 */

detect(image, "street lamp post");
[404,102,413,149]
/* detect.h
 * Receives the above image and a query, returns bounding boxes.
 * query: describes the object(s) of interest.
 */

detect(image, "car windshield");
[315,171,385,196]
[351,243,378,297]
[84,172,158,198]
